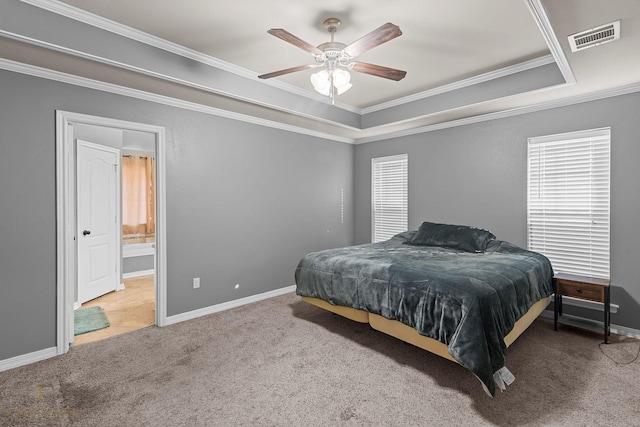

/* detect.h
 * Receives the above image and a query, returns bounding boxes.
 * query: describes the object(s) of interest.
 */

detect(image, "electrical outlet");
[193,277,200,289]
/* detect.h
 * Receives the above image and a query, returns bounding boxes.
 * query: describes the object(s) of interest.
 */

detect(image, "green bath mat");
[74,306,110,336]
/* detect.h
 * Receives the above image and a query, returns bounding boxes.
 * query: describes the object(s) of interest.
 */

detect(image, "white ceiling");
[4,0,640,141]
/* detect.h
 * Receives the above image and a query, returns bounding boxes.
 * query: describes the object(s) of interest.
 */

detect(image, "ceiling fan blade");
[350,62,407,81]
[343,23,402,58]
[258,64,316,79]
[267,29,323,56]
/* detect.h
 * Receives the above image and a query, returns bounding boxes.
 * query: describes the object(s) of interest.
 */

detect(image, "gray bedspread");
[294,231,554,396]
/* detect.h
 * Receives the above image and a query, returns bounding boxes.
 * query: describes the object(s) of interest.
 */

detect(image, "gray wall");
[354,92,640,330]
[0,69,354,360]
[2,62,638,363]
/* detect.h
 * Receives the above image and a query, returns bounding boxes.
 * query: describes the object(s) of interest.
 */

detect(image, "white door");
[77,140,121,304]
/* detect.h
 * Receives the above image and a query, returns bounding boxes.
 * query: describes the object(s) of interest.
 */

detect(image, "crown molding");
[526,0,576,84]
[0,25,363,132]
[361,55,556,114]
[356,81,640,144]
[3,55,639,146]
[19,0,361,115]
[9,0,636,145]
[19,0,256,80]
[363,0,573,115]
[0,57,354,144]
[17,0,572,120]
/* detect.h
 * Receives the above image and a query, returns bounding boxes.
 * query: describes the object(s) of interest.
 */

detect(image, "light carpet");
[1,292,639,426]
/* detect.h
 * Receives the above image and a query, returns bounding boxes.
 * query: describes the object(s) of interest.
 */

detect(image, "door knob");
[83,230,91,236]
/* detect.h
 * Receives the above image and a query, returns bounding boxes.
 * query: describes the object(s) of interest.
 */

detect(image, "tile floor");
[74,275,155,345]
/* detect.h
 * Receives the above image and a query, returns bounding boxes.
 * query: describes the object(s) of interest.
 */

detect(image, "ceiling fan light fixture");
[310,68,352,97]
[260,18,405,105]
[310,69,330,95]
[332,69,352,91]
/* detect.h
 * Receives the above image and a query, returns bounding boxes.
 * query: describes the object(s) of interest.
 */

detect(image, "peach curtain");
[122,155,156,242]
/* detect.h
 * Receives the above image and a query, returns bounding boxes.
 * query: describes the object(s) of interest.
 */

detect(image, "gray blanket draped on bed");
[294,231,554,396]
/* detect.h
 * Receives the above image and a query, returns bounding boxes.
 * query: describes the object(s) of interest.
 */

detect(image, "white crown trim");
[356,81,640,144]
[362,55,556,114]
[3,56,638,146]
[20,0,566,116]
[19,0,258,80]
[19,0,361,114]
[0,26,362,132]
[0,57,354,144]
[526,0,576,84]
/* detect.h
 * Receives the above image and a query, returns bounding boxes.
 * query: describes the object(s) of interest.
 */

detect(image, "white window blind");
[372,154,408,242]
[527,128,610,279]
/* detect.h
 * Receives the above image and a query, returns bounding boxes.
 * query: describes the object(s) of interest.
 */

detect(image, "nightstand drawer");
[556,280,604,302]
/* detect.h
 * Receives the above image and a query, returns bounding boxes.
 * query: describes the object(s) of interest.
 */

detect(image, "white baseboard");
[0,347,58,373]
[122,269,155,279]
[165,285,296,326]
[540,310,640,339]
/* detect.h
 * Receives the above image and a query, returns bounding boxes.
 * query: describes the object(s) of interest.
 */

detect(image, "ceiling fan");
[258,18,407,104]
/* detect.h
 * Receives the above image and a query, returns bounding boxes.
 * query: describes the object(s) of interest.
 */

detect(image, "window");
[527,128,610,278]
[122,154,156,244]
[372,154,408,242]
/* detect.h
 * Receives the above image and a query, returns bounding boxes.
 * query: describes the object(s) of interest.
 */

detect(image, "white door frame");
[55,110,168,355]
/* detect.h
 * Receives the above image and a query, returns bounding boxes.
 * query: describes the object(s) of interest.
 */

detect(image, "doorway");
[74,275,155,345]
[56,111,167,355]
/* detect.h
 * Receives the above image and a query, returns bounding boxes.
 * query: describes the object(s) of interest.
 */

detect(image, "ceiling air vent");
[568,20,620,52]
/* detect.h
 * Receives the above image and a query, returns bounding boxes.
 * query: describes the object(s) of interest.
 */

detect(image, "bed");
[294,222,554,396]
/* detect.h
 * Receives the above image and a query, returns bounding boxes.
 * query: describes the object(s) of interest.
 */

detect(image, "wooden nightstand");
[553,273,611,343]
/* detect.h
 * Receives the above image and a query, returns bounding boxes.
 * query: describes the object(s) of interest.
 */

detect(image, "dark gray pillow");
[406,221,496,253]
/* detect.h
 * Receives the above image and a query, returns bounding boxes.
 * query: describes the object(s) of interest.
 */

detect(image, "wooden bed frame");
[301,295,552,364]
